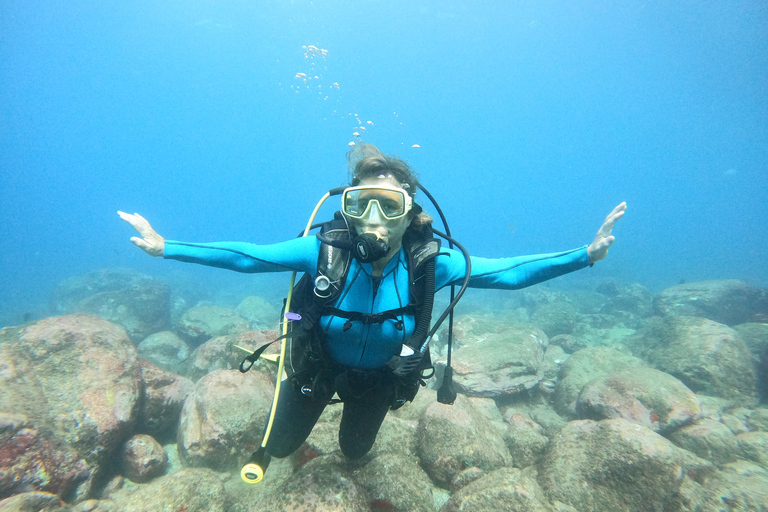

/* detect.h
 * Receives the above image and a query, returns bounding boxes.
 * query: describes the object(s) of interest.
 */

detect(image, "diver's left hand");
[587,202,626,264]
[387,347,424,377]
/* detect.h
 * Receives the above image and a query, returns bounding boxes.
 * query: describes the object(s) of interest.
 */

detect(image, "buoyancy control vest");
[283,212,441,408]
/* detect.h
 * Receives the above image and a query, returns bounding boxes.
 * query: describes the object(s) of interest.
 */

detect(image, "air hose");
[415,185,472,405]
[239,189,341,484]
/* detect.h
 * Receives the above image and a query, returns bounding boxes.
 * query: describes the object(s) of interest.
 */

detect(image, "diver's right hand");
[117,211,165,257]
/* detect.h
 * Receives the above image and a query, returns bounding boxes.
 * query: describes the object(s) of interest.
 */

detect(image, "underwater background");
[3,3,768,511]
[1,0,767,326]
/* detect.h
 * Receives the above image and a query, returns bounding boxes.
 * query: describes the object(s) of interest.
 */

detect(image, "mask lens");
[343,187,407,219]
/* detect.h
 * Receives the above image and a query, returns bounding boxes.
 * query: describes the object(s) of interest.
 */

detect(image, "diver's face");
[346,176,412,251]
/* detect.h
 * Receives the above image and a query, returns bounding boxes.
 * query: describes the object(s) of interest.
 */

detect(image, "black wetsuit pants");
[265,369,396,460]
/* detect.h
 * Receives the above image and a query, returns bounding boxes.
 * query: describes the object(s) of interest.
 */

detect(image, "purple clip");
[285,312,302,321]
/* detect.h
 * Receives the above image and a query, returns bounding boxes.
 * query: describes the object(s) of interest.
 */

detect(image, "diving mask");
[341,184,413,221]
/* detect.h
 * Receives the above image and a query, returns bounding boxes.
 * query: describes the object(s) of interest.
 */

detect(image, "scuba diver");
[119,142,626,479]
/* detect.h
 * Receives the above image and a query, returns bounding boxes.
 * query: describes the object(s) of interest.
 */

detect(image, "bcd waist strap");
[322,305,418,332]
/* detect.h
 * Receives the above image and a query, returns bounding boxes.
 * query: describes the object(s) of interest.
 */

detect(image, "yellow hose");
[241,192,331,484]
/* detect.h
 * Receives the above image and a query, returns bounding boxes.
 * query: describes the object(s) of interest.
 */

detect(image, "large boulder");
[435,326,548,398]
[416,394,511,489]
[737,431,768,470]
[721,410,751,435]
[136,360,194,442]
[564,289,609,314]
[540,345,567,381]
[366,413,420,458]
[667,419,740,466]
[184,329,279,382]
[530,302,578,337]
[223,457,296,512]
[441,467,559,512]
[248,454,369,512]
[51,269,170,343]
[548,326,636,354]
[136,331,190,374]
[0,413,89,502]
[654,280,767,326]
[0,315,141,499]
[733,322,768,361]
[748,407,768,432]
[352,453,438,512]
[0,492,69,512]
[575,366,701,433]
[538,418,712,511]
[553,346,647,417]
[520,287,569,310]
[176,304,250,346]
[434,313,519,354]
[502,413,549,468]
[177,369,274,471]
[760,344,768,403]
[525,406,568,437]
[596,280,654,320]
[698,462,768,510]
[235,295,279,330]
[98,467,226,512]
[626,316,757,402]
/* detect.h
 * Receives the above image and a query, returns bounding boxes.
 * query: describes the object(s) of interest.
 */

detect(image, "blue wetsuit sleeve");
[435,245,591,290]
[162,236,321,274]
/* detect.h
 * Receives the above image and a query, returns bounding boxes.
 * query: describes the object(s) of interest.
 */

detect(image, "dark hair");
[346,142,432,232]
[347,143,420,197]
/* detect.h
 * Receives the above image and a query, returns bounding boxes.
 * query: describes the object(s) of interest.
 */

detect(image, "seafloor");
[1,268,767,512]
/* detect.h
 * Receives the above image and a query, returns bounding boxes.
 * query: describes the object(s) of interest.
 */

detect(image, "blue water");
[1,1,767,327]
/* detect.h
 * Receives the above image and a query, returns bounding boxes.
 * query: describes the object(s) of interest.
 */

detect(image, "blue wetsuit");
[164,235,590,459]
[164,235,590,369]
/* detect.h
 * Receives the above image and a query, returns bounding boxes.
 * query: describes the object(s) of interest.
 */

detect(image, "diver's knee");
[266,445,296,459]
[339,437,375,460]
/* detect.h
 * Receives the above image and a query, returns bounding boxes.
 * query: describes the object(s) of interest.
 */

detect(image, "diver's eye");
[381,200,401,216]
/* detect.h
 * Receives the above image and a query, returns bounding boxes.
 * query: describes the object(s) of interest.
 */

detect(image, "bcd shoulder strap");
[315,212,352,295]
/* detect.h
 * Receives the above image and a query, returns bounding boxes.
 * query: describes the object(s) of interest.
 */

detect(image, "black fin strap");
[238,329,303,373]
[239,340,277,373]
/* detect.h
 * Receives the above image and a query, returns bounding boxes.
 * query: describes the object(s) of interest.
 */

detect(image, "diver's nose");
[367,201,386,223]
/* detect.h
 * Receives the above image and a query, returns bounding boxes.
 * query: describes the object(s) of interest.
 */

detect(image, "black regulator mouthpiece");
[351,232,390,263]
[317,231,390,263]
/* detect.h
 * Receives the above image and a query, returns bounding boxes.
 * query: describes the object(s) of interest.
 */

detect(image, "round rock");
[137,331,190,373]
[176,304,250,346]
[553,346,647,418]
[626,316,756,402]
[575,366,701,433]
[120,434,168,483]
[654,279,767,326]
[538,418,712,511]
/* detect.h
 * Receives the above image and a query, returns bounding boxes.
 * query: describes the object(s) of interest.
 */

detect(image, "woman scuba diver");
[118,142,626,480]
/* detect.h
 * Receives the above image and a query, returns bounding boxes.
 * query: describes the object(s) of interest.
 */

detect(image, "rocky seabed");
[1,273,768,511]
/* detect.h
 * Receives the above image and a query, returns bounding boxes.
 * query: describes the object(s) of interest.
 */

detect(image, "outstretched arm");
[117,211,165,257]
[436,202,627,290]
[118,210,320,274]
[587,202,626,264]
